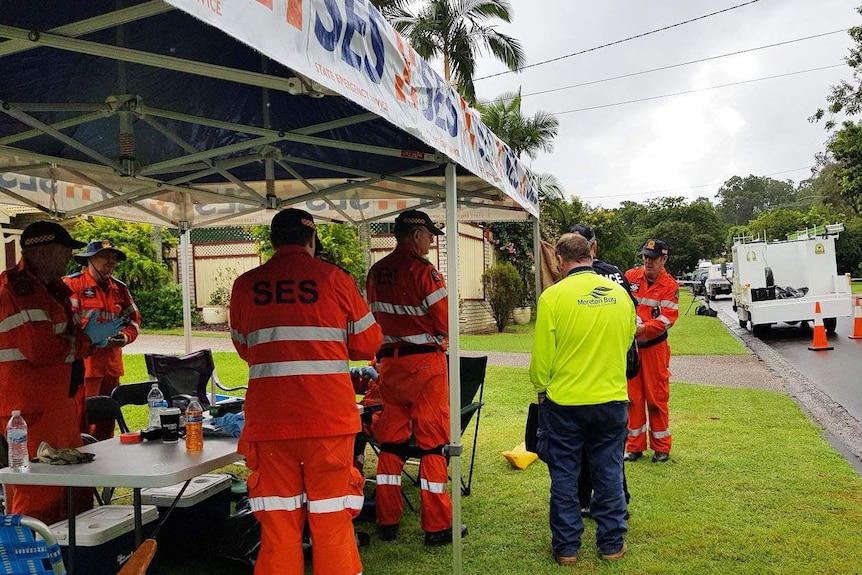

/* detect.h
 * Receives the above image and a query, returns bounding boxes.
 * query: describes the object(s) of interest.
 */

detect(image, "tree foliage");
[811,4,862,129]
[746,208,810,242]
[385,0,525,104]
[71,217,174,292]
[487,221,535,306]
[476,89,558,158]
[248,222,367,285]
[827,120,862,215]
[715,175,797,226]
[481,262,522,332]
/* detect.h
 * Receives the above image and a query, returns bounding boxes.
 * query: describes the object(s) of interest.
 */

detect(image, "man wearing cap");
[230,209,381,575]
[0,221,124,524]
[64,240,141,440]
[365,209,460,547]
[624,239,679,463]
[569,223,634,517]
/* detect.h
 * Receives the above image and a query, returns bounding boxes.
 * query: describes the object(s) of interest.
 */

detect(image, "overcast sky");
[470,0,857,209]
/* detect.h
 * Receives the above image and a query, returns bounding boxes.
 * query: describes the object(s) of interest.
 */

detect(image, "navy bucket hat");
[74,240,127,266]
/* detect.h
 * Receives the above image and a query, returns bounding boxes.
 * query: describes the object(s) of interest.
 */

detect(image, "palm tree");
[370,0,409,18]
[380,0,526,104]
[476,89,558,159]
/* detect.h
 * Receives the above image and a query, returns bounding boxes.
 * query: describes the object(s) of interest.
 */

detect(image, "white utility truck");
[731,224,853,337]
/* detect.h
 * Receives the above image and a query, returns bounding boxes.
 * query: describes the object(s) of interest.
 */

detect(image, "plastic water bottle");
[7,410,29,471]
[184,397,204,452]
[147,383,165,429]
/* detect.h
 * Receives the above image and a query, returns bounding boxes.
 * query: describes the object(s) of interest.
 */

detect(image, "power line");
[522,30,845,99]
[476,0,762,81]
[582,166,815,202]
[551,63,844,116]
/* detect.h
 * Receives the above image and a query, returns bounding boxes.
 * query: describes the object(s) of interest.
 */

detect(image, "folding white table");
[0,436,241,575]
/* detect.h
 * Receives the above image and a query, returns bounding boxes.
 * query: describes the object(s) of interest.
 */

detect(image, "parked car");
[705,264,732,300]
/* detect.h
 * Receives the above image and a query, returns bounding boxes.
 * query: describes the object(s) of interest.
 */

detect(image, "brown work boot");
[601,541,627,560]
[554,553,578,566]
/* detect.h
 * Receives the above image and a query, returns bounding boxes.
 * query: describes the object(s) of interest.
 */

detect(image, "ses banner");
[165,0,539,218]
[0,171,531,227]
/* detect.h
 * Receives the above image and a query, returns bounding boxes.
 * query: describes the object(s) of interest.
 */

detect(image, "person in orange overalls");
[624,239,679,463]
[230,209,381,575]
[0,221,124,524]
[366,209,462,547]
[65,240,140,439]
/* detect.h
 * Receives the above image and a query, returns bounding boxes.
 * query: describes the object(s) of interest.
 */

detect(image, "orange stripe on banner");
[82,188,91,201]
[396,200,407,210]
[287,0,302,29]
[255,0,273,9]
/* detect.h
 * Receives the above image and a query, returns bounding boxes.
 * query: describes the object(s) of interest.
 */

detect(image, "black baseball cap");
[271,208,323,255]
[640,239,669,258]
[74,240,127,265]
[20,221,86,249]
[394,209,443,236]
[568,223,595,242]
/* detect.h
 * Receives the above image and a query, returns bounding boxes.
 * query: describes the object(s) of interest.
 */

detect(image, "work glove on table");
[83,318,125,348]
[35,441,95,465]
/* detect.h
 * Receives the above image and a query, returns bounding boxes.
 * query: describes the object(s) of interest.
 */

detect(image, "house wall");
[165,241,260,307]
[192,242,260,307]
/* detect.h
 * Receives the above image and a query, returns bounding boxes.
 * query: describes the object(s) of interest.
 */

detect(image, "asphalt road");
[709,297,862,422]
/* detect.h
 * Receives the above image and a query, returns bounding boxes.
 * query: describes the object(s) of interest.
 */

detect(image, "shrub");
[208,267,238,307]
[482,262,524,333]
[135,285,186,329]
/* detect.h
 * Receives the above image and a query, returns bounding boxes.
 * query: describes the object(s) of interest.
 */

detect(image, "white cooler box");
[141,473,231,556]
[50,504,159,575]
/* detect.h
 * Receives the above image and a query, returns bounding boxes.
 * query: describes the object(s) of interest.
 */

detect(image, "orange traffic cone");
[850,296,862,340]
[808,301,834,351]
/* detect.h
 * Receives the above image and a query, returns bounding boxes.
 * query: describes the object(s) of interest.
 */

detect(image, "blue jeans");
[537,400,628,557]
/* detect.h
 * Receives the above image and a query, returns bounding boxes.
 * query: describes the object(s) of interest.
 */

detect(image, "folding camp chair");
[368,355,488,497]
[0,514,66,574]
[110,381,159,428]
[85,395,128,437]
[144,349,247,410]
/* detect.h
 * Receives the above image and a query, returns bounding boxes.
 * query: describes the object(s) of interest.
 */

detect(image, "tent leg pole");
[445,162,462,574]
[180,222,192,355]
[533,217,541,302]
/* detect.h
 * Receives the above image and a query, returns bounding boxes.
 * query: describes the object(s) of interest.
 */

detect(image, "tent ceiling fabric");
[0,0,538,228]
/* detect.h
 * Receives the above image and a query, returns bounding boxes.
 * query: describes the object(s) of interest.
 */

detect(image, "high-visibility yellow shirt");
[529,266,636,406]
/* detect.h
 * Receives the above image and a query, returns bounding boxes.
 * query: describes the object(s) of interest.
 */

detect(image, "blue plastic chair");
[0,514,66,574]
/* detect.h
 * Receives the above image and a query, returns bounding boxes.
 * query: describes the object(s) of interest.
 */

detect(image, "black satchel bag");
[626,340,640,380]
[525,402,539,453]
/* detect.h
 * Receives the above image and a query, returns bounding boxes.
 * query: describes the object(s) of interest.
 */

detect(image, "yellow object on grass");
[502,441,538,470]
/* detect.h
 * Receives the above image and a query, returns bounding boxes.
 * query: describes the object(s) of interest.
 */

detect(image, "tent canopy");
[0,0,538,228]
[1,4,540,572]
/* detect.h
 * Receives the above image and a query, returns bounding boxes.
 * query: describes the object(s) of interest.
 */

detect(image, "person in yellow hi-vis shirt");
[529,233,636,566]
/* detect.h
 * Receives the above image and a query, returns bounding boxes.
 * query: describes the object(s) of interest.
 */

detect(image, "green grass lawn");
[671,291,747,355]
[119,297,861,574]
[144,365,862,575]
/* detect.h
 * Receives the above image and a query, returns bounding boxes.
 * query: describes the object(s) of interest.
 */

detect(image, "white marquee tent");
[0,2,540,571]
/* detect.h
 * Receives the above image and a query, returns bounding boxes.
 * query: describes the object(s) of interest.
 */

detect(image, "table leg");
[133,488,142,546]
[67,486,76,575]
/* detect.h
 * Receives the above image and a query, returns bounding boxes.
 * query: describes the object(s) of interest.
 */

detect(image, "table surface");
[0,436,241,488]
